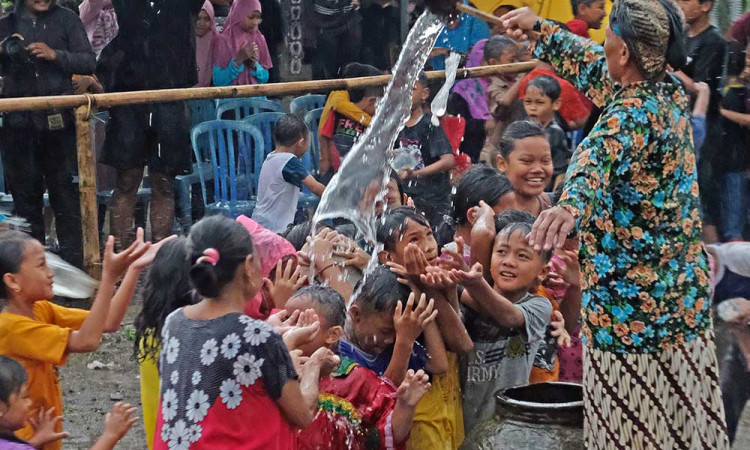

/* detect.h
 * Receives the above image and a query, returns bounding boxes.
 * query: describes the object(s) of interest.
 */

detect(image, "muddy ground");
[58,299,750,449]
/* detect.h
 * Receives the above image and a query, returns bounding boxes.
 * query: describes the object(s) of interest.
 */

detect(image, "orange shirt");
[529,286,560,384]
[0,301,88,450]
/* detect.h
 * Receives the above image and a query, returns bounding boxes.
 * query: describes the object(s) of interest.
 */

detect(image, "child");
[717,42,748,242]
[397,71,456,228]
[429,9,490,71]
[451,220,553,432]
[212,0,272,86]
[0,356,138,450]
[495,120,554,216]
[0,231,149,449]
[287,285,432,450]
[153,215,336,449]
[133,237,193,450]
[376,207,471,450]
[566,0,606,39]
[252,114,326,233]
[195,1,219,88]
[523,76,571,190]
[319,63,384,181]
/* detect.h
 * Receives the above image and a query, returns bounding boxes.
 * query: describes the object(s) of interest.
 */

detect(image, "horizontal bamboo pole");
[0,61,537,113]
[456,3,504,26]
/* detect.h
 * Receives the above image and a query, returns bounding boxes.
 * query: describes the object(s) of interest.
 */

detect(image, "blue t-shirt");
[337,339,429,378]
[281,156,309,188]
[430,13,490,70]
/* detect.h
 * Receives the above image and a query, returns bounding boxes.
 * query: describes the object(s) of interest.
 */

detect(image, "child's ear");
[496,154,508,173]
[553,98,561,112]
[378,250,391,264]
[487,57,499,66]
[420,87,430,102]
[349,304,362,323]
[325,325,344,345]
[0,400,7,416]
[3,273,19,295]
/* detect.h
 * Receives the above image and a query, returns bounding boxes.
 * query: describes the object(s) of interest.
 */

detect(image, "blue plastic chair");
[295,107,325,216]
[192,120,265,219]
[242,112,285,157]
[216,98,283,121]
[189,99,218,127]
[290,94,327,116]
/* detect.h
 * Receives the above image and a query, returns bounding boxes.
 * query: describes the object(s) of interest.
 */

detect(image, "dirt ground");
[58,300,750,449]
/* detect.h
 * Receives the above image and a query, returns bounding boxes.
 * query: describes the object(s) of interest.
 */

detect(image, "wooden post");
[74,104,101,278]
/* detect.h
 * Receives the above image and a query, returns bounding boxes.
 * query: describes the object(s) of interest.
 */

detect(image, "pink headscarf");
[236,216,296,319]
[195,1,218,87]
[451,39,491,120]
[213,0,273,86]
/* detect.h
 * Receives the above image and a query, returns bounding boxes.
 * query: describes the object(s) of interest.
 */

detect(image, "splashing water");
[430,52,461,126]
[313,12,445,243]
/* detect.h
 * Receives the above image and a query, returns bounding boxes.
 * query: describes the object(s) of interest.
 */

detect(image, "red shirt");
[519,68,592,127]
[566,18,591,38]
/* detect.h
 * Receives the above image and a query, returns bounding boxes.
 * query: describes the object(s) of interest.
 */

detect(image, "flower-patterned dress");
[154,309,298,450]
[533,21,729,449]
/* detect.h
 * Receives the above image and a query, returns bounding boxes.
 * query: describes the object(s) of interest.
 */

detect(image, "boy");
[450,219,553,432]
[319,63,383,182]
[566,0,606,39]
[251,114,326,233]
[286,285,431,450]
[397,71,456,228]
[523,75,571,190]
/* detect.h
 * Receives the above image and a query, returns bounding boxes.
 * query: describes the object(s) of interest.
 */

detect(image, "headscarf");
[609,0,687,80]
[451,39,491,120]
[79,0,118,56]
[213,0,273,86]
[236,216,296,319]
[195,1,218,87]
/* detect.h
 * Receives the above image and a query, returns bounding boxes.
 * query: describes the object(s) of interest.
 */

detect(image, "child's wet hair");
[353,265,411,314]
[483,35,518,61]
[188,215,255,298]
[134,237,194,363]
[452,166,513,226]
[275,114,308,147]
[0,231,35,299]
[344,62,384,102]
[290,285,346,328]
[0,355,26,404]
[496,214,553,263]
[499,120,547,159]
[417,70,428,86]
[527,75,561,101]
[494,209,536,234]
[376,206,431,252]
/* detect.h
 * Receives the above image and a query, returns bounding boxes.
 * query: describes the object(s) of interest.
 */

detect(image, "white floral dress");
[154,309,297,450]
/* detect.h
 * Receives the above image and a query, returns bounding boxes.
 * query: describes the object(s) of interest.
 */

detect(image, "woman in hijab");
[195,1,219,87]
[503,2,730,449]
[212,0,272,86]
[79,0,118,57]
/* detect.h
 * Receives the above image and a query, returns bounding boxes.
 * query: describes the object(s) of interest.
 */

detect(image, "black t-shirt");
[397,113,453,203]
[718,86,749,172]
[686,26,727,122]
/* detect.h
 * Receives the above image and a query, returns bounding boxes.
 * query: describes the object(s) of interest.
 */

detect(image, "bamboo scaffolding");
[0,61,536,277]
[456,3,505,26]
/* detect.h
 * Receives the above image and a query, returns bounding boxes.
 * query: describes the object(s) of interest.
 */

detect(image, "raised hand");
[404,243,429,277]
[267,309,299,335]
[499,7,542,41]
[393,293,437,344]
[266,259,308,309]
[102,232,151,280]
[528,206,576,251]
[449,262,484,287]
[420,266,457,291]
[28,407,69,448]
[131,231,177,271]
[396,369,432,407]
[439,236,469,272]
[550,311,572,348]
[306,346,341,377]
[101,402,139,443]
[282,309,321,350]
[552,249,581,287]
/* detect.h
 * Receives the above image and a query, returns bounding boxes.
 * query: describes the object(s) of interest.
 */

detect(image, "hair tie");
[197,248,220,266]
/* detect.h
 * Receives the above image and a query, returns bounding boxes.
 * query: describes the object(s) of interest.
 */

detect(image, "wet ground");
[58,300,750,449]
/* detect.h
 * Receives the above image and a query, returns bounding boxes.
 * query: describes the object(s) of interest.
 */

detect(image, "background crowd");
[0,0,748,449]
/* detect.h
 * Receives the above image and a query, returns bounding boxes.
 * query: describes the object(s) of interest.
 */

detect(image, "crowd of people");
[0,0,749,449]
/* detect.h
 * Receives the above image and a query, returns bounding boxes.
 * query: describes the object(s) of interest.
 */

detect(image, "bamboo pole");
[74,104,101,278]
[0,62,537,113]
[455,3,504,26]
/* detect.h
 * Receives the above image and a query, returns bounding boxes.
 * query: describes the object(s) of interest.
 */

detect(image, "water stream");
[312,11,445,244]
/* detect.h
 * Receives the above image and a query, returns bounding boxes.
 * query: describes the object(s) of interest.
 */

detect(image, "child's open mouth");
[499,271,517,279]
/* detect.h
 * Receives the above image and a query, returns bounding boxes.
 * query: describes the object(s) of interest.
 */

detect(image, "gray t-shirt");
[460,293,552,433]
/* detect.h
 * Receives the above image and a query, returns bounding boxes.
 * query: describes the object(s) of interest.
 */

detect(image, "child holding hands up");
[0,231,150,449]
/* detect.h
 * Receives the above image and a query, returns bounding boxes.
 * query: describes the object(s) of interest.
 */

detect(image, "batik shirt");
[533,21,712,354]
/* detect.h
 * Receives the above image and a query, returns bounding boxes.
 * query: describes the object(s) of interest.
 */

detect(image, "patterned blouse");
[154,309,298,449]
[532,21,713,354]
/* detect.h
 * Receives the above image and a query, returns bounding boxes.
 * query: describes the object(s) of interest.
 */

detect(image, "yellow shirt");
[138,338,160,450]
[0,301,88,450]
[406,353,464,450]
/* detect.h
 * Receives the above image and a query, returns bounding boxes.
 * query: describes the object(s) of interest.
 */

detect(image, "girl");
[212,0,272,87]
[495,120,554,217]
[153,215,334,449]
[0,231,148,450]
[195,1,219,88]
[133,238,193,450]
[0,356,138,450]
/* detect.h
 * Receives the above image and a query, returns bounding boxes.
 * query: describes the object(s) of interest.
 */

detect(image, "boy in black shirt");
[397,72,456,228]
